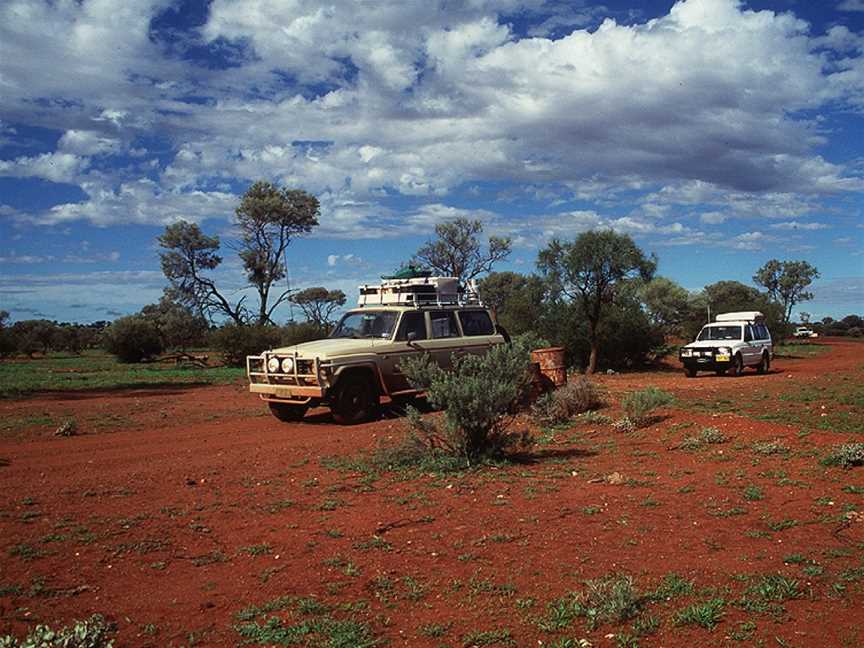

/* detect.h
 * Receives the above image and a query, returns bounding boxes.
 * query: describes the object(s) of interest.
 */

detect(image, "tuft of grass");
[620,387,674,428]
[532,377,605,425]
[649,573,693,601]
[746,574,803,602]
[461,628,515,646]
[674,598,725,630]
[820,444,864,468]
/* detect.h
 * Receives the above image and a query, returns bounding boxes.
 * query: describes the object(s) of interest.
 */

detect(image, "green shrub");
[679,427,728,450]
[0,614,115,647]
[620,387,674,427]
[579,574,643,630]
[102,315,163,363]
[821,443,864,468]
[532,377,605,425]
[399,339,535,464]
[210,324,284,367]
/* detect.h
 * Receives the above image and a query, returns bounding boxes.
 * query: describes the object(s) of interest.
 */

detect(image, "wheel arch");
[331,363,386,397]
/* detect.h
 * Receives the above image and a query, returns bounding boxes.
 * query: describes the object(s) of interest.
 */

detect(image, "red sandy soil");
[1,339,863,647]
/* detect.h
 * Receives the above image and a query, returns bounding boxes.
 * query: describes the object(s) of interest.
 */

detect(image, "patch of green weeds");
[674,598,725,630]
[353,536,392,552]
[767,519,798,532]
[743,485,764,501]
[0,615,116,647]
[649,573,693,601]
[239,544,272,556]
[461,628,515,646]
[419,622,451,638]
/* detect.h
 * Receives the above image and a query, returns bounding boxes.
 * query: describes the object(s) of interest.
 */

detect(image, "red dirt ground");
[1,339,863,647]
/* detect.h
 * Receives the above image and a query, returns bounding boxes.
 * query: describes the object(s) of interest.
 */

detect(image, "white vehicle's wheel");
[728,354,744,377]
[757,353,769,374]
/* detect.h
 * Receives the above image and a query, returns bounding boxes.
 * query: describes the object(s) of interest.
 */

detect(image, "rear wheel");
[331,374,379,425]
[757,353,769,374]
[728,354,744,377]
[268,402,308,422]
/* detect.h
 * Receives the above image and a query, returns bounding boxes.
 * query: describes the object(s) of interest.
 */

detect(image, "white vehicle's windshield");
[697,325,742,341]
[331,311,398,339]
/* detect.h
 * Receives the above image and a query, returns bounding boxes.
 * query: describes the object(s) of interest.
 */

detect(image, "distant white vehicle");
[679,311,773,378]
[794,326,818,338]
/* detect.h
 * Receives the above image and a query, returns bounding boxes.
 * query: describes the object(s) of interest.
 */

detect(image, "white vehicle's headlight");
[267,357,280,372]
[281,357,294,373]
[717,347,731,354]
[681,348,692,357]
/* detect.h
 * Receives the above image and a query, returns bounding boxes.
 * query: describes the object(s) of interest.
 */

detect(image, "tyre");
[685,367,697,378]
[757,353,769,374]
[728,354,744,377]
[331,374,378,425]
[268,402,308,422]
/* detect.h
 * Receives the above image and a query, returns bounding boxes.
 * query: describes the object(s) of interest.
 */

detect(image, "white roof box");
[715,311,764,323]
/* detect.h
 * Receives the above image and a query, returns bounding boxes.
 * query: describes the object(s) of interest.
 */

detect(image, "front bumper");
[679,349,732,372]
[247,353,329,403]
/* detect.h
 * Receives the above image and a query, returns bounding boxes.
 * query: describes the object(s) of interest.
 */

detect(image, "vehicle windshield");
[330,311,398,339]
[697,325,742,341]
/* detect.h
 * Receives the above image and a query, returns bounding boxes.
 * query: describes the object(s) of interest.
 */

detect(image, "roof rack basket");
[357,276,483,307]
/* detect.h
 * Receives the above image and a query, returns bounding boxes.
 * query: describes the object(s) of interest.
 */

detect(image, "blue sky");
[1,0,862,324]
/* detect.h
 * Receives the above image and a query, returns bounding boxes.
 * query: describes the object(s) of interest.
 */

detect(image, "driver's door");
[380,311,427,394]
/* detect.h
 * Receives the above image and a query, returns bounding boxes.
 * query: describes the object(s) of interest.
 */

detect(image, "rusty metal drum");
[530,347,567,387]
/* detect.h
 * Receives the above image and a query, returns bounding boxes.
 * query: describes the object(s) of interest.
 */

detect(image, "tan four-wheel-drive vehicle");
[678,311,773,377]
[247,276,506,424]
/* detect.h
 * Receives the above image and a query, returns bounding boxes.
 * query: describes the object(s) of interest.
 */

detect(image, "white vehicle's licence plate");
[715,354,729,362]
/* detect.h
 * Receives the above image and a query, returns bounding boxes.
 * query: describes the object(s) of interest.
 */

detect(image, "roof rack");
[714,311,764,323]
[357,276,483,307]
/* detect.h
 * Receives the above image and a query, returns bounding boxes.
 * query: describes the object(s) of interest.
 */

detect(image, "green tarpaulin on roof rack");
[381,265,432,280]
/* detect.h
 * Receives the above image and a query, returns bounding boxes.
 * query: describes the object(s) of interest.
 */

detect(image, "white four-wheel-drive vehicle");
[794,326,818,338]
[246,275,505,424]
[679,311,773,378]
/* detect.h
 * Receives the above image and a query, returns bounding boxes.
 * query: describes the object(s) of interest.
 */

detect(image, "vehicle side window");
[762,325,772,340]
[458,310,494,336]
[744,326,753,342]
[430,311,459,338]
[396,312,427,341]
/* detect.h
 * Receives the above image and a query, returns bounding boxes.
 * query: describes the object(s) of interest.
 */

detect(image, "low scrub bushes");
[0,614,115,647]
[821,443,864,468]
[533,377,604,425]
[210,322,323,367]
[398,338,535,465]
[210,324,284,367]
[102,315,163,363]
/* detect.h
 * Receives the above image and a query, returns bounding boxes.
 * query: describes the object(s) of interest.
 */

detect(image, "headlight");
[717,347,731,354]
[267,357,280,372]
[681,348,692,357]
[281,357,294,373]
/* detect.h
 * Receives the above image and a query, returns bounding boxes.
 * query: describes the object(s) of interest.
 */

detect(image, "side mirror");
[406,331,418,345]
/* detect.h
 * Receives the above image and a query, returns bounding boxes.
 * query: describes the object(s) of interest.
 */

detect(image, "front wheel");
[268,402,308,422]
[728,354,744,377]
[331,375,379,425]
[757,353,769,374]
[684,367,697,378]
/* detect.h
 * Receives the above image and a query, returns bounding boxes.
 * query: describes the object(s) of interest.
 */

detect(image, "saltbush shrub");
[620,387,674,428]
[533,377,604,425]
[398,338,535,464]
[0,614,115,647]
[102,316,163,363]
[821,443,864,468]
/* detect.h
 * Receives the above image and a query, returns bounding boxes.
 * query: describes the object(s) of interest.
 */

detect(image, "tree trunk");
[586,319,599,374]
[587,341,598,375]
